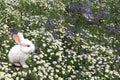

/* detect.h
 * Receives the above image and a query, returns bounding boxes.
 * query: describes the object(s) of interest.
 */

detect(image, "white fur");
[8,32,35,68]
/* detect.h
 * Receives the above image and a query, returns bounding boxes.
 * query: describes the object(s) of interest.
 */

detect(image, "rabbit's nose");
[35,47,39,53]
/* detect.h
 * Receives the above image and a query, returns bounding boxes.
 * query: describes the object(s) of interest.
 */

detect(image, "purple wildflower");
[109,26,119,34]
[80,5,89,13]
[46,17,54,27]
[118,48,120,55]
[118,48,120,52]
[112,58,119,65]
[63,29,75,40]
[86,10,94,21]
[100,64,106,71]
[68,2,94,22]
[104,25,119,34]
[95,10,111,22]
[52,31,58,40]
[95,10,105,21]
[66,13,72,19]
[109,45,114,50]
[76,72,81,78]
[82,53,88,59]
[73,17,77,23]
[65,29,74,36]
[80,4,94,21]
[71,27,76,33]
[106,11,111,18]
[8,27,18,34]
[69,3,81,10]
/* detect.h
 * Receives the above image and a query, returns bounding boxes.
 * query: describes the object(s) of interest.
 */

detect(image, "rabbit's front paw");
[20,61,29,68]
[22,65,29,68]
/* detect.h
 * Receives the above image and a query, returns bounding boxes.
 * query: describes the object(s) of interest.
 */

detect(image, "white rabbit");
[8,32,36,68]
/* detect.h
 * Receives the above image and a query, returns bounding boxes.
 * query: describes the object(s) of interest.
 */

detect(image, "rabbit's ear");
[13,34,21,44]
[18,32,24,39]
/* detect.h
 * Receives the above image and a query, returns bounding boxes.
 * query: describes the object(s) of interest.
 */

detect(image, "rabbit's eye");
[26,45,30,47]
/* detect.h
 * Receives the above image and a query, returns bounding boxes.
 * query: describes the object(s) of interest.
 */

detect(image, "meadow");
[0,0,120,80]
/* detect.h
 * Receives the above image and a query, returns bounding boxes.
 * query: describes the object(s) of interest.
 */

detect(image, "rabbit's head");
[13,32,36,54]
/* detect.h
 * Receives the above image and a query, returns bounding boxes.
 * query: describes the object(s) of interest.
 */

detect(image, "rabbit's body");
[8,32,36,68]
[8,45,29,64]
